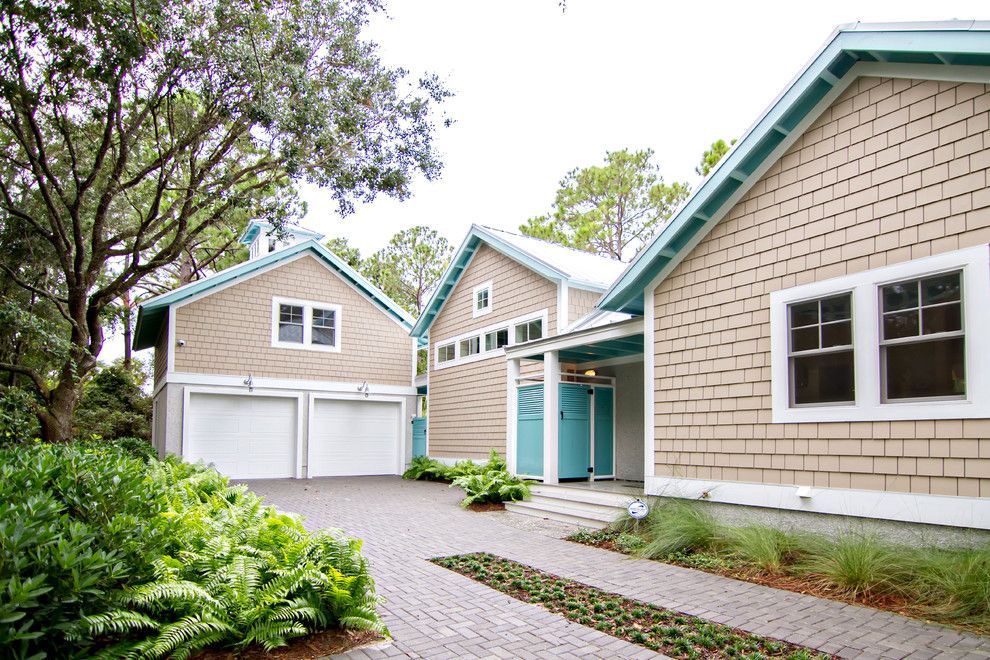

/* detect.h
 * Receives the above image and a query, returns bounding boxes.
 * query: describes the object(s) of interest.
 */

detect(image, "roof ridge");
[479,224,627,264]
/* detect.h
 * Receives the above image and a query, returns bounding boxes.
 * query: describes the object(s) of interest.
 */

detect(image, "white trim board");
[645,475,990,530]
[769,244,990,422]
[164,372,417,396]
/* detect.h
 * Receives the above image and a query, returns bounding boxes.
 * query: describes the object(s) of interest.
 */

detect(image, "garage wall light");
[357,381,370,398]
[243,373,254,392]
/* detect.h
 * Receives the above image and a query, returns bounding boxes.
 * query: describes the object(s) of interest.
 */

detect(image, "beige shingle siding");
[153,324,168,385]
[652,77,990,498]
[429,244,558,459]
[173,254,412,386]
[568,287,601,325]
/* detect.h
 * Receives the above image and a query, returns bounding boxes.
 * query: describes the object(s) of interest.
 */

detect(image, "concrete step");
[529,484,640,508]
[504,500,609,529]
[526,494,625,520]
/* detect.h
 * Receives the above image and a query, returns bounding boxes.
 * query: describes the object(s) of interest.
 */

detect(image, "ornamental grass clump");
[799,533,914,599]
[725,524,800,574]
[0,442,383,659]
[637,499,722,559]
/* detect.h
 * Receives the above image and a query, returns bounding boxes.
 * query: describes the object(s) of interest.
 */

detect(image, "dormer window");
[268,237,278,253]
[271,297,341,352]
[473,281,492,317]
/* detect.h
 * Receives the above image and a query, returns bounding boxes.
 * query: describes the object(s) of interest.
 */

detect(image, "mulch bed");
[193,629,384,659]
[570,531,988,638]
[465,501,505,512]
[432,552,834,659]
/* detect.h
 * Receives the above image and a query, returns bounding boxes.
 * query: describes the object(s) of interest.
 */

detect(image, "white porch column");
[543,350,560,484]
[506,357,520,475]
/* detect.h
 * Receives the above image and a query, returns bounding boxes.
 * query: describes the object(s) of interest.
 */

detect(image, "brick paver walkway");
[246,477,990,659]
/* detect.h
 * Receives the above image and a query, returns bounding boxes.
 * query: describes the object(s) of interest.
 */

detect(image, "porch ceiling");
[528,334,643,364]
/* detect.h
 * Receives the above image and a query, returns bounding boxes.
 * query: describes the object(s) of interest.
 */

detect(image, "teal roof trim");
[133,240,415,350]
[599,21,990,314]
[410,224,583,339]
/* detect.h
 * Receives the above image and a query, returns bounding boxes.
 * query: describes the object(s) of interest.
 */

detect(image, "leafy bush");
[0,442,383,658]
[451,470,531,507]
[402,456,454,481]
[74,364,152,441]
[0,386,41,444]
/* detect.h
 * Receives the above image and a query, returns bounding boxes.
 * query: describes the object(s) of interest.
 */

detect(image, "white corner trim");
[181,385,306,479]
[643,278,658,481]
[166,372,417,396]
[271,296,342,353]
[472,280,493,318]
[770,244,990,422]
[433,309,548,370]
[645,475,990,530]
[166,306,177,374]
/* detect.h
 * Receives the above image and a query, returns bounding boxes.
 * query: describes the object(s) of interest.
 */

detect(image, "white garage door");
[309,399,400,476]
[186,393,297,479]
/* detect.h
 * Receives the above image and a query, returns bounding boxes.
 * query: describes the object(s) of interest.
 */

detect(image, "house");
[409,225,627,465]
[428,21,990,532]
[134,220,420,479]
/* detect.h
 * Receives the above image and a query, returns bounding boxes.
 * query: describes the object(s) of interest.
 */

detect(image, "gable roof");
[599,20,990,314]
[133,240,415,350]
[410,224,627,339]
[238,219,325,245]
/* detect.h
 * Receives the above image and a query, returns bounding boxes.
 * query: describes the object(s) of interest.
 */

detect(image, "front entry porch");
[505,317,645,487]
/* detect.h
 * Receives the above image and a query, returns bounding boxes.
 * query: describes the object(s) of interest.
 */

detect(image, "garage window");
[272,297,341,351]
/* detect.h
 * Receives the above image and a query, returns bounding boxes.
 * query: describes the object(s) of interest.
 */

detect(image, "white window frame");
[437,343,456,363]
[271,296,342,352]
[472,280,493,318]
[433,309,548,370]
[770,244,990,422]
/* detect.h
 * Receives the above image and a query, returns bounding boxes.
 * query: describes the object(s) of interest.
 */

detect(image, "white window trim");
[472,280,493,318]
[434,309,548,370]
[770,244,990,422]
[271,296,342,353]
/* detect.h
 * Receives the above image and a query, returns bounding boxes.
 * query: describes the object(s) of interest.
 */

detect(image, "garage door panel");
[186,393,296,479]
[309,399,399,477]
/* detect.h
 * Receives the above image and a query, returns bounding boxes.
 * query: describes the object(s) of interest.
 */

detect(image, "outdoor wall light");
[243,373,254,392]
[584,369,597,377]
[357,381,370,398]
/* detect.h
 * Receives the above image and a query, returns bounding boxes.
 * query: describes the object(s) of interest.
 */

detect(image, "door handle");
[560,411,564,420]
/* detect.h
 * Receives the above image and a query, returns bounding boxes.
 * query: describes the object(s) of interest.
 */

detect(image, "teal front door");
[593,387,614,477]
[558,383,591,479]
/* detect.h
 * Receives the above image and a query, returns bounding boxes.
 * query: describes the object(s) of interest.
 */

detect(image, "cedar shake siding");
[568,287,602,325]
[652,77,990,498]
[429,244,558,460]
[154,324,169,385]
[173,254,412,386]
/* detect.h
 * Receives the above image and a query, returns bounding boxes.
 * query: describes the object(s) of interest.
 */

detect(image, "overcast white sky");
[298,0,989,257]
[112,1,988,364]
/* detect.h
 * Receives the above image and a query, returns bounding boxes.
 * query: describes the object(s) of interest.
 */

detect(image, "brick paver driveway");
[246,477,990,659]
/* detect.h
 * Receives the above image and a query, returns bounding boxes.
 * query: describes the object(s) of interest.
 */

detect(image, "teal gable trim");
[238,220,324,245]
[133,240,414,350]
[599,22,990,314]
[410,224,586,339]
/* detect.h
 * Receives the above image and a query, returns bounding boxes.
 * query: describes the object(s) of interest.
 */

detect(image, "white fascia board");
[165,372,417,396]
[645,476,990,530]
[504,317,645,360]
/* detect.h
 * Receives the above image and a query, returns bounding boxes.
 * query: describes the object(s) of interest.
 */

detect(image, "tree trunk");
[122,291,133,369]
[37,379,80,443]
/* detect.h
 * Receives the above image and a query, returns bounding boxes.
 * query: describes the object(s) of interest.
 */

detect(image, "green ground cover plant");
[569,498,990,635]
[0,442,384,659]
[402,449,531,507]
[432,552,833,659]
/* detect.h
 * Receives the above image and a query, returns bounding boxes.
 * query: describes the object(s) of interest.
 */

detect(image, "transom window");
[787,294,854,405]
[485,328,509,351]
[880,272,964,401]
[271,297,341,351]
[459,336,480,356]
[514,318,543,343]
[437,343,455,363]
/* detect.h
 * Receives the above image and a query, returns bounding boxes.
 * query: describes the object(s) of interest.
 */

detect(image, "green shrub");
[638,500,721,559]
[0,386,40,444]
[451,470,531,507]
[725,525,798,573]
[74,364,152,441]
[0,442,383,658]
[402,455,452,481]
[800,533,914,598]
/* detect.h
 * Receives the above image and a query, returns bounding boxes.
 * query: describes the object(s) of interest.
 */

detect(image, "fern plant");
[451,469,531,507]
